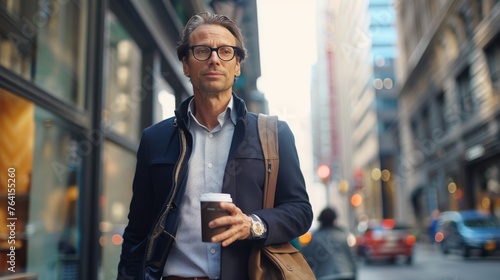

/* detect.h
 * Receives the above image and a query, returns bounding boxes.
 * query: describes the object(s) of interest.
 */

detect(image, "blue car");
[435,210,500,258]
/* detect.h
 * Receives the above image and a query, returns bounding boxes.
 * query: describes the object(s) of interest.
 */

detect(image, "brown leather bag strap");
[258,113,279,209]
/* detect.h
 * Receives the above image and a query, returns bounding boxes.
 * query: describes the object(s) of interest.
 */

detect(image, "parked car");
[355,219,416,264]
[435,210,500,258]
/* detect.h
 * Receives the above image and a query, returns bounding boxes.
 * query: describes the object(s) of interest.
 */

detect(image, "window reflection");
[154,77,176,123]
[100,141,134,280]
[0,1,88,108]
[0,88,34,275]
[0,89,83,279]
[103,11,142,142]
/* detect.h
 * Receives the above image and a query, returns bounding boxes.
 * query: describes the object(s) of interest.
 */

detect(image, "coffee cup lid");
[200,193,232,202]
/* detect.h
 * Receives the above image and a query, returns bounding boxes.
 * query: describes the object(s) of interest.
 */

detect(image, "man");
[301,208,357,280]
[118,12,313,280]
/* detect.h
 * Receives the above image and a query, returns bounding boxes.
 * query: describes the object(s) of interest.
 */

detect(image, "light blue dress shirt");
[163,97,237,279]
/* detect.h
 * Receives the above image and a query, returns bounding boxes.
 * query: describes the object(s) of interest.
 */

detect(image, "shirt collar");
[187,95,237,130]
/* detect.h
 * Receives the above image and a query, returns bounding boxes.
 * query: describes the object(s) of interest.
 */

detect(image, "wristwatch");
[249,214,266,238]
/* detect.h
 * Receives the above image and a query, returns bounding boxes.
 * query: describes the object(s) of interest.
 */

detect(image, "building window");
[481,0,499,18]
[410,119,419,151]
[100,141,135,280]
[0,0,88,109]
[456,67,475,120]
[377,98,397,110]
[421,106,431,140]
[154,77,176,123]
[0,1,36,79]
[436,91,447,133]
[443,28,459,61]
[455,13,469,42]
[485,37,500,93]
[378,120,396,133]
[103,11,143,143]
[0,89,84,278]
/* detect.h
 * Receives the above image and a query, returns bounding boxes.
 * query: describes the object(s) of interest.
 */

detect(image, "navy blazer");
[118,94,313,279]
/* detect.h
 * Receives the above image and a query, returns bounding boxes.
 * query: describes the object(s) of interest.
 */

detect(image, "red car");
[356,219,416,264]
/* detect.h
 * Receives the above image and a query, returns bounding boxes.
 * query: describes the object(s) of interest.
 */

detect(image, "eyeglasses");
[189,45,239,61]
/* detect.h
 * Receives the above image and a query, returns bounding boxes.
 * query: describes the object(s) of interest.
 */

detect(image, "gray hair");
[176,11,247,62]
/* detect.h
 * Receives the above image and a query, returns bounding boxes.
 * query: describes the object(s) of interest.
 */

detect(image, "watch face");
[250,215,265,238]
[253,222,264,236]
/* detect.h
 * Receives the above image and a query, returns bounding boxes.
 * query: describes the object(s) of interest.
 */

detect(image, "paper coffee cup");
[200,193,232,242]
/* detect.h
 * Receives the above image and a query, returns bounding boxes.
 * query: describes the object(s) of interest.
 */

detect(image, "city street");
[357,244,500,280]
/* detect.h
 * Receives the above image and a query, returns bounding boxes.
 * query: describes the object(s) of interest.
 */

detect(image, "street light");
[339,179,349,194]
[351,193,363,207]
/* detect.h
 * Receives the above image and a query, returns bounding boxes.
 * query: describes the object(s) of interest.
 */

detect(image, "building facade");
[311,0,371,228]
[0,0,262,279]
[395,0,500,234]
[353,0,400,222]
[311,0,400,229]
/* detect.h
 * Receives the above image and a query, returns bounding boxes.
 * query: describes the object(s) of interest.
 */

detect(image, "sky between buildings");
[257,0,327,229]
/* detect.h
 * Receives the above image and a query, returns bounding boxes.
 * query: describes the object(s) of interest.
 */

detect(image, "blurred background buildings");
[310,0,500,242]
[395,0,500,238]
[1,0,500,279]
[311,0,400,231]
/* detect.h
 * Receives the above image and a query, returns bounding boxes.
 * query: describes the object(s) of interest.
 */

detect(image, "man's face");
[182,24,241,96]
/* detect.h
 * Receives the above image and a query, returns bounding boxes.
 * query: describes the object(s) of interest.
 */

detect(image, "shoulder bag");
[248,114,316,280]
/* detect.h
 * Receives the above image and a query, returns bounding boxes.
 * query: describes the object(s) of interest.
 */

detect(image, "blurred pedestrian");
[301,207,357,280]
[429,209,440,246]
[117,11,313,280]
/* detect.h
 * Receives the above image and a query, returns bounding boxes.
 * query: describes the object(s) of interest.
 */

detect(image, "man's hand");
[208,202,253,247]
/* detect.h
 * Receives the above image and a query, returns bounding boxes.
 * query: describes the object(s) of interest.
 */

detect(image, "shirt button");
[208,163,213,168]
[210,248,216,254]
[208,133,213,138]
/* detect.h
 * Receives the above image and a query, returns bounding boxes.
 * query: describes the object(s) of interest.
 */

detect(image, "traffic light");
[317,164,330,184]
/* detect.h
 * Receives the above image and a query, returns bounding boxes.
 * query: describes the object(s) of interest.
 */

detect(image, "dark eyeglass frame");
[189,45,240,61]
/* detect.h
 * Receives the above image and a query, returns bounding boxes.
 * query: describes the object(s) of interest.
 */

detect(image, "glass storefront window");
[154,77,176,123]
[0,0,33,79]
[0,89,83,279]
[99,141,134,280]
[103,11,143,143]
[475,164,500,216]
[0,1,88,109]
